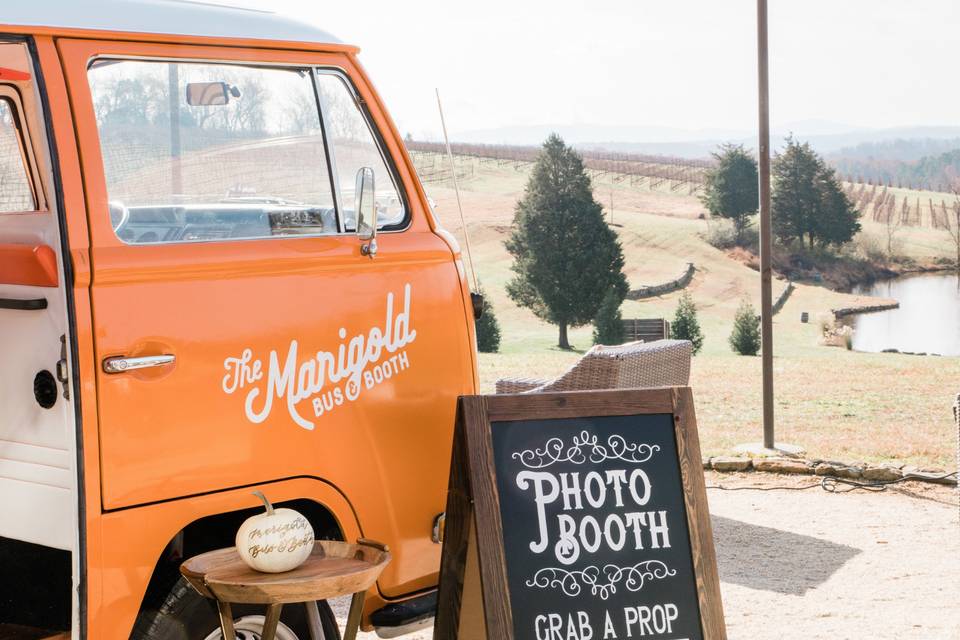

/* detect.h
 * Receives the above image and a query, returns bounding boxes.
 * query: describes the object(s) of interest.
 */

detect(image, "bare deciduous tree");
[948,183,960,270]
[884,197,902,257]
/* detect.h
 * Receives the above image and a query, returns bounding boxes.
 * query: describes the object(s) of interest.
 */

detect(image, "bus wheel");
[132,577,341,640]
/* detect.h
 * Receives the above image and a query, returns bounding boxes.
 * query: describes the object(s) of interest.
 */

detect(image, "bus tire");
[130,576,341,640]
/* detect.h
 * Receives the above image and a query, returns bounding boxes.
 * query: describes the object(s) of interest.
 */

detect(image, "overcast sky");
[271,0,960,142]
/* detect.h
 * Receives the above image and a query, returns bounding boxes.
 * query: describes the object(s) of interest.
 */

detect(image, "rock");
[711,456,752,472]
[813,461,863,478]
[862,465,903,482]
[841,465,864,479]
[752,457,813,475]
[814,462,846,477]
[836,462,866,479]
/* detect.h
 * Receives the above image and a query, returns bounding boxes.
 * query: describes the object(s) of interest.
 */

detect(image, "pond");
[847,272,960,356]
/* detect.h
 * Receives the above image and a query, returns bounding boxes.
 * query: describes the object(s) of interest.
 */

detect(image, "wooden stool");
[181,539,390,640]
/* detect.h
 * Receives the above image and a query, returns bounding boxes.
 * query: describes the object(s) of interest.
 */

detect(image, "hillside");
[418,157,958,468]
[410,143,960,235]
[450,123,960,159]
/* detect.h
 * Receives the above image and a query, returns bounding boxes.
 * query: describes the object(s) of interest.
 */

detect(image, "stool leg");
[304,600,326,640]
[216,601,236,640]
[343,591,366,640]
[261,603,284,640]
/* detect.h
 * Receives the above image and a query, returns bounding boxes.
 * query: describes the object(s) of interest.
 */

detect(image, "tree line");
[831,142,960,193]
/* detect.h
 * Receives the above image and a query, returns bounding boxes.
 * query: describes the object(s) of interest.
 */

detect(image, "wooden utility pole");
[757,0,775,449]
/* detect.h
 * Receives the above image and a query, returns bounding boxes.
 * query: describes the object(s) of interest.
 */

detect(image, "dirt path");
[337,472,959,639]
[705,472,959,639]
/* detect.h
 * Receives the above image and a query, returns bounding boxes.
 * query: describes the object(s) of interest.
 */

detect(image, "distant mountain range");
[451,122,960,161]
[452,124,748,149]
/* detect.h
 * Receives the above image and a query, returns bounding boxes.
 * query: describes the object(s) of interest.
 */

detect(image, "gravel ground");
[335,471,959,639]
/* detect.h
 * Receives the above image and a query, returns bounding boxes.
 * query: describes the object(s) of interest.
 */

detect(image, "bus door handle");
[103,354,175,374]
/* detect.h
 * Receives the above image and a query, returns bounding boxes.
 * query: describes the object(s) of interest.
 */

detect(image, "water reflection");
[847,272,960,356]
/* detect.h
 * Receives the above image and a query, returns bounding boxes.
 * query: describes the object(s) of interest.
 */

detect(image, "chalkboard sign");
[435,388,726,640]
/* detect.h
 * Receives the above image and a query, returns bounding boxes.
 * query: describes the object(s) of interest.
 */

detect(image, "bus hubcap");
[202,615,300,640]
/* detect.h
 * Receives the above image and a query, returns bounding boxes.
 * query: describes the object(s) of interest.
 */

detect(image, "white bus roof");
[2,0,342,45]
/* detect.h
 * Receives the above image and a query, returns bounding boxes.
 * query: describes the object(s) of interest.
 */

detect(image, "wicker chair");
[495,339,692,394]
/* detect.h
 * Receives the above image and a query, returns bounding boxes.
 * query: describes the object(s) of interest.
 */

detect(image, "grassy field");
[425,162,959,469]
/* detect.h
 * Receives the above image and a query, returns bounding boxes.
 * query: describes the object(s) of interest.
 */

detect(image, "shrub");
[703,218,758,251]
[671,292,704,355]
[593,289,626,345]
[816,312,834,335]
[852,231,887,264]
[817,313,854,350]
[703,219,739,250]
[729,299,761,355]
[475,291,501,353]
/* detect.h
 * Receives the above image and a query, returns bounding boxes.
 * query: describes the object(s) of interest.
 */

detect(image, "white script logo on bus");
[221,283,417,430]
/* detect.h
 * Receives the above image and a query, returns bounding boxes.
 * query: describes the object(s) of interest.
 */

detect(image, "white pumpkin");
[235,491,314,573]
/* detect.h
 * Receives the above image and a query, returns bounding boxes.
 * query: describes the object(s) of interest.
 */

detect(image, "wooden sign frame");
[434,387,726,640]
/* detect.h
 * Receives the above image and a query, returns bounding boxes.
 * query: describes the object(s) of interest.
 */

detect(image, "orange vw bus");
[0,2,478,638]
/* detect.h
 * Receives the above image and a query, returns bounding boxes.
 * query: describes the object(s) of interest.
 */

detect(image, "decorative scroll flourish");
[512,430,659,469]
[525,561,676,601]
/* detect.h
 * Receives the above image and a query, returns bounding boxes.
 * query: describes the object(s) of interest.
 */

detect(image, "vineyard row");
[841,182,957,230]
[405,140,710,194]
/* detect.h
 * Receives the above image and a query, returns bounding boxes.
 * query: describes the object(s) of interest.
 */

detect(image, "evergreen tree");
[772,137,861,248]
[506,134,628,349]
[474,290,501,353]
[670,292,704,355]
[816,170,861,247]
[592,289,626,345]
[729,299,761,356]
[700,144,758,243]
[771,138,821,247]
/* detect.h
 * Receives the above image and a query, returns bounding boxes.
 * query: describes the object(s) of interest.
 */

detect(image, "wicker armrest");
[495,377,547,394]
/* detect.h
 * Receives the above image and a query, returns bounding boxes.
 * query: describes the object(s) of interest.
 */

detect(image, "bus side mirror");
[356,167,377,257]
[185,82,239,106]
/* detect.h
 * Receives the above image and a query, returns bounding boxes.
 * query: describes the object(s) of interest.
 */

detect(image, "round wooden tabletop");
[181,540,391,605]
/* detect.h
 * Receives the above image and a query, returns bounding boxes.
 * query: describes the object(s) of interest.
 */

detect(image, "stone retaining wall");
[627,262,695,300]
[832,301,899,318]
[772,281,794,315]
[703,455,956,486]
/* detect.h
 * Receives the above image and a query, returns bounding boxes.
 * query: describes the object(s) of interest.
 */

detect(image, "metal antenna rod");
[436,88,479,291]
